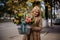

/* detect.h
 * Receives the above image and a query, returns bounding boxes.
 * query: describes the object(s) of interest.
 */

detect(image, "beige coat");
[30,16,42,40]
[23,15,42,40]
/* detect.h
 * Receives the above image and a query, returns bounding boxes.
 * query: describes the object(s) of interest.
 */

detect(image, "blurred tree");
[6,0,27,15]
[0,1,5,17]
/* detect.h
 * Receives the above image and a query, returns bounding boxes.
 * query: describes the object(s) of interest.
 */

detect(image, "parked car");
[53,19,60,25]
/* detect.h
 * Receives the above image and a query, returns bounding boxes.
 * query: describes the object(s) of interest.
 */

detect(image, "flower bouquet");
[13,13,34,34]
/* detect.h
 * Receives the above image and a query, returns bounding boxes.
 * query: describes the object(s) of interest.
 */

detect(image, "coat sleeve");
[32,17,42,31]
[38,17,42,31]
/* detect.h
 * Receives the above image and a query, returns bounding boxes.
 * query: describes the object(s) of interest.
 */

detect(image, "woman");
[23,3,42,40]
[23,6,42,40]
[30,6,42,40]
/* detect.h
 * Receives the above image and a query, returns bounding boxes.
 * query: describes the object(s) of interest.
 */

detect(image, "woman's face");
[32,6,40,17]
[32,9,39,17]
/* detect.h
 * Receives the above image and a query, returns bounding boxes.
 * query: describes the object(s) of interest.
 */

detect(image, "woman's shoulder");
[37,16,42,23]
[38,16,42,20]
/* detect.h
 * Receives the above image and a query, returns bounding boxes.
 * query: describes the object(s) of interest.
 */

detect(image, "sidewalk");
[0,22,60,40]
[1,27,60,40]
[5,27,60,40]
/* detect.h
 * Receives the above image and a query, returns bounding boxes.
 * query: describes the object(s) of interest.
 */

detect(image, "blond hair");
[32,6,41,16]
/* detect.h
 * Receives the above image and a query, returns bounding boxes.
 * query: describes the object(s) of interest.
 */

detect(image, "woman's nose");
[34,12,36,14]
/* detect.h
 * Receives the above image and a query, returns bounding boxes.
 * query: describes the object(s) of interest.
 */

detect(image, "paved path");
[0,22,60,40]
